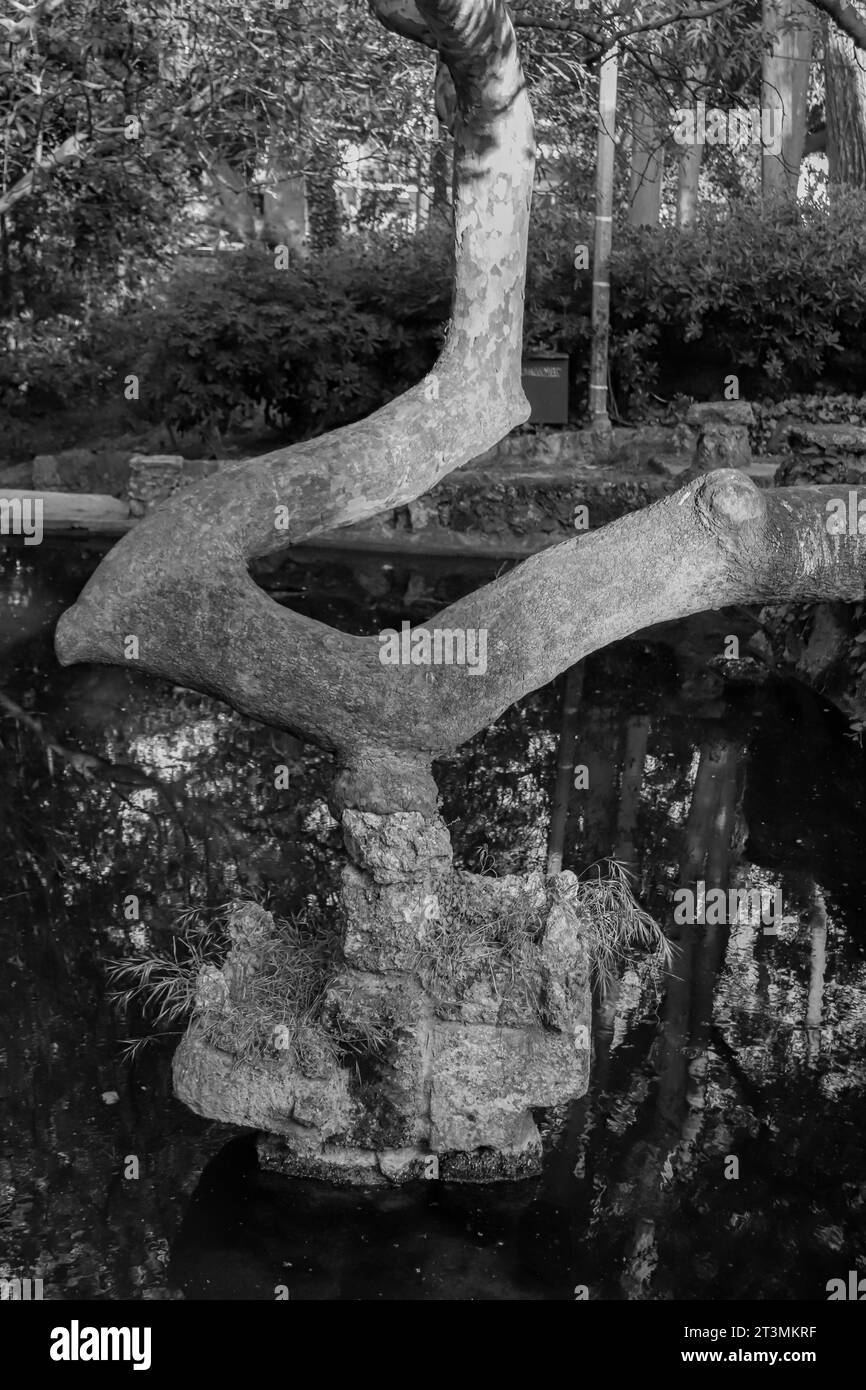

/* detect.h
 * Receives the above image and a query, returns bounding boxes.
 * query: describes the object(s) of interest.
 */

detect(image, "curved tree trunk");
[55,470,866,760]
[53,0,866,1184]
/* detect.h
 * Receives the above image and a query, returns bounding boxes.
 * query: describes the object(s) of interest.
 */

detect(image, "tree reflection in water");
[1,547,865,1300]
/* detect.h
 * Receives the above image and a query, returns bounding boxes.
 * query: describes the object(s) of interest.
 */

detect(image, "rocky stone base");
[172,791,593,1186]
[256,1128,543,1185]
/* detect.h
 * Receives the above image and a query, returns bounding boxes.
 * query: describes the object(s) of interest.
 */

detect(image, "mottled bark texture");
[57,0,535,763]
[55,0,866,1183]
[825,6,866,187]
[55,471,866,763]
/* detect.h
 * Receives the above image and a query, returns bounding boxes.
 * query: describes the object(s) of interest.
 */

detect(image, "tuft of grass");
[412,861,672,1019]
[412,872,548,1024]
[109,863,672,1068]
[107,905,232,1062]
[107,899,344,1074]
[557,859,673,996]
[201,909,341,1074]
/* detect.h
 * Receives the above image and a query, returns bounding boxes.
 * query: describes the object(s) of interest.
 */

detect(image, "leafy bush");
[0,320,109,418]
[4,192,866,440]
[609,193,866,406]
[126,233,451,437]
[523,193,866,412]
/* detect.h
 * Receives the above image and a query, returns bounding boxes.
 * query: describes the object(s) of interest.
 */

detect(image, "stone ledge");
[172,1023,355,1139]
[786,422,866,454]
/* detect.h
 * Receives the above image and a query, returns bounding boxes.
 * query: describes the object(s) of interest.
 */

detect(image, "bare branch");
[610,0,737,45]
[807,0,866,49]
[508,0,738,50]
[0,130,89,218]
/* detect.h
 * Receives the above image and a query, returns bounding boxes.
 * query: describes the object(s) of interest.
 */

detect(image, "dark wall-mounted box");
[522,352,569,424]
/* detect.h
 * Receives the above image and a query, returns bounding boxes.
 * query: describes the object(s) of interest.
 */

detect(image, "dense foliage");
[4,192,865,439]
[1,1,864,441]
[125,233,451,437]
[527,192,866,410]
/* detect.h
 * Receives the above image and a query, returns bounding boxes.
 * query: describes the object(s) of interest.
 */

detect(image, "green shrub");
[0,320,109,418]
[523,192,866,412]
[610,193,866,406]
[4,192,865,439]
[126,232,452,437]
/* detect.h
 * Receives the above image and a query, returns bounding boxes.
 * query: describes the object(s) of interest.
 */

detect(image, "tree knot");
[693,469,766,533]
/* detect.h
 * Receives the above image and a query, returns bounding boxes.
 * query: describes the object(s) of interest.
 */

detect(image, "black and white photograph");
[1,0,865,1356]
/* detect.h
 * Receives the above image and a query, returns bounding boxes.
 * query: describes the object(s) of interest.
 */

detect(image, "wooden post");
[588,33,619,434]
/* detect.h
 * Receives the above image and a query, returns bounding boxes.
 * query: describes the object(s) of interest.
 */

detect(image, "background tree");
[824,3,866,186]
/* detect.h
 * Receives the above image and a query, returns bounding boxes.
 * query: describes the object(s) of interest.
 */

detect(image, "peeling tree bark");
[58,0,537,771]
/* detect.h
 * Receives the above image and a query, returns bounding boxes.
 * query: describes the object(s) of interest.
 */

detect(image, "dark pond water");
[1,543,865,1301]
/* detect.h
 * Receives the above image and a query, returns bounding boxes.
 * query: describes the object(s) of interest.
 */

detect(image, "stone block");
[258,1134,384,1185]
[173,1023,355,1139]
[342,810,452,882]
[788,423,866,455]
[127,453,185,516]
[340,865,446,972]
[539,899,591,1031]
[427,1020,589,1152]
[32,454,63,489]
[686,400,755,427]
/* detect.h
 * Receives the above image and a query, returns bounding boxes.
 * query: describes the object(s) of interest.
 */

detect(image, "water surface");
[1,545,864,1300]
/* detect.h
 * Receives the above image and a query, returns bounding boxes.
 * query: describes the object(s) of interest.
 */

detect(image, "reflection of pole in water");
[546,663,585,877]
[690,737,745,1054]
[564,707,621,869]
[805,880,828,1061]
[595,715,651,1096]
[614,714,651,874]
[681,736,740,883]
[620,729,746,1299]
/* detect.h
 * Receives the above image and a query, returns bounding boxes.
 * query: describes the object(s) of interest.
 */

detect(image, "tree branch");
[54,4,866,779]
[56,470,866,759]
[507,0,738,50]
[0,130,90,218]
[610,0,737,45]
[807,0,866,50]
[57,0,536,714]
